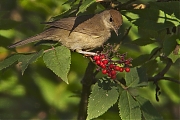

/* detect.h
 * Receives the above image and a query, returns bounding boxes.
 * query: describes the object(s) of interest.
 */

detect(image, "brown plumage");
[9,9,123,55]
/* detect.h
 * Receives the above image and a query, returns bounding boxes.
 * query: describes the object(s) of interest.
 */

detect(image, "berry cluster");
[93,53,132,79]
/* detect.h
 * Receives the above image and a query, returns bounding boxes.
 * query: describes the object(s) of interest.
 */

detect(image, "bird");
[8,9,123,55]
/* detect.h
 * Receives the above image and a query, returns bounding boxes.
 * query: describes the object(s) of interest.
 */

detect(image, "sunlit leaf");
[18,50,44,75]
[169,52,180,63]
[118,90,141,120]
[122,8,177,31]
[87,77,119,119]
[43,46,71,84]
[77,0,96,14]
[150,1,180,19]
[0,54,20,71]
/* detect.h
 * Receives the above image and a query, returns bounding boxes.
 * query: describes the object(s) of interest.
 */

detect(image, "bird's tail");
[8,29,51,48]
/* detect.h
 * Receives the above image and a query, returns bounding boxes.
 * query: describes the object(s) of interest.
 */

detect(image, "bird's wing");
[43,14,106,37]
[43,17,76,30]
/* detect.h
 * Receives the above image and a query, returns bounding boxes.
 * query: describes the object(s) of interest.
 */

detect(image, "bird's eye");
[109,17,113,22]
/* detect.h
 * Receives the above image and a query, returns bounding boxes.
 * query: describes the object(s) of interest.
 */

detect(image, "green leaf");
[78,0,96,14]
[168,52,180,63]
[136,96,163,120]
[132,37,155,46]
[138,27,166,40]
[163,34,179,56]
[123,8,176,31]
[150,1,180,19]
[142,60,158,76]
[138,28,157,38]
[87,77,119,119]
[136,20,174,31]
[0,54,20,71]
[18,50,43,75]
[176,38,180,44]
[132,54,150,67]
[118,90,141,120]
[149,47,161,60]
[43,46,71,84]
[125,67,148,88]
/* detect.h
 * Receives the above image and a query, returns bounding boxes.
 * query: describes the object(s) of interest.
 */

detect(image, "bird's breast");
[59,30,111,51]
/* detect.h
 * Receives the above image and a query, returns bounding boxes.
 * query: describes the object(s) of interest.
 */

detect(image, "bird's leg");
[43,45,55,53]
[76,49,97,56]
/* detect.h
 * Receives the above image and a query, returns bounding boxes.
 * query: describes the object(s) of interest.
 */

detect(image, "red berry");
[109,64,114,69]
[100,62,103,66]
[111,70,116,76]
[119,67,124,72]
[125,67,130,72]
[125,60,130,65]
[120,57,125,61]
[102,69,107,74]
[96,56,100,60]
[114,66,120,71]
[96,60,101,65]
[93,55,100,61]
[93,55,98,61]
[100,54,105,59]
[100,62,106,68]
[102,59,108,65]
[108,72,112,77]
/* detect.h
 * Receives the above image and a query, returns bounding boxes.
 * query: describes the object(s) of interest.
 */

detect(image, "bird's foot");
[76,49,97,56]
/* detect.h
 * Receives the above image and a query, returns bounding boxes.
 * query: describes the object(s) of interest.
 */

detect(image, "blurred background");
[0,0,179,119]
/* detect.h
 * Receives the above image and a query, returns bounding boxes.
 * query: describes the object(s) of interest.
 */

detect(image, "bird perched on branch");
[9,9,123,55]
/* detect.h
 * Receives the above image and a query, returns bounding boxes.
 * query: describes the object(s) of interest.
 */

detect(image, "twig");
[148,57,180,84]
[148,47,162,60]
[149,77,180,84]
[148,77,180,84]
[114,26,131,51]
[43,46,55,53]
[162,77,180,84]
[77,61,95,120]
[114,79,128,90]
[157,57,172,77]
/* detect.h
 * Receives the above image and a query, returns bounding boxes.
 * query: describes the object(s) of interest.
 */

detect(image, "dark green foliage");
[0,0,179,119]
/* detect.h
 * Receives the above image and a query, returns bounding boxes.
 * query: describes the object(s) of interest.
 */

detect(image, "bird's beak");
[113,27,119,36]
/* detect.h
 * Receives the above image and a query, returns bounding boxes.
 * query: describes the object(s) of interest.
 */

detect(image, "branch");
[148,76,180,84]
[114,26,131,51]
[77,61,95,120]
[162,77,180,84]
[157,57,172,77]
[148,57,180,84]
